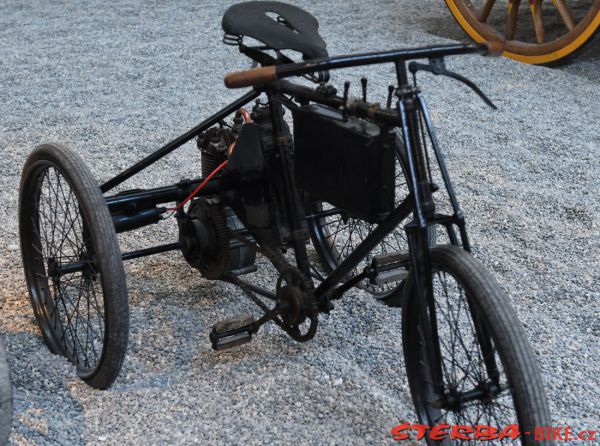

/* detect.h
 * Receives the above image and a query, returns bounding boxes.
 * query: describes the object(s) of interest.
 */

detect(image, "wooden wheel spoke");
[447,0,599,64]
[479,0,497,22]
[530,0,545,44]
[506,0,522,41]
[552,0,576,31]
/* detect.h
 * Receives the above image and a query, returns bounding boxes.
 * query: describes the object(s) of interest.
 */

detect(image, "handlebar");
[224,41,504,89]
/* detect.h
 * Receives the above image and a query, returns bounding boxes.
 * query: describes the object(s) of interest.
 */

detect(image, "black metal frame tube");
[104,177,224,212]
[314,195,413,298]
[59,242,182,275]
[100,90,260,193]
[121,242,183,261]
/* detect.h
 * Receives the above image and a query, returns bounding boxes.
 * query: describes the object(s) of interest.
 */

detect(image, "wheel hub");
[47,257,59,280]
[437,380,504,410]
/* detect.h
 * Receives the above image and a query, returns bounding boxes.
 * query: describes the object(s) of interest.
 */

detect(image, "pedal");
[370,252,410,286]
[209,315,255,351]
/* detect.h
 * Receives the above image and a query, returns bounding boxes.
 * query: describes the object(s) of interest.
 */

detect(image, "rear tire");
[19,143,129,389]
[402,246,552,445]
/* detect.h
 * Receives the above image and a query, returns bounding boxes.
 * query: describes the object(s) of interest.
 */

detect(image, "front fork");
[399,80,500,398]
[398,82,446,397]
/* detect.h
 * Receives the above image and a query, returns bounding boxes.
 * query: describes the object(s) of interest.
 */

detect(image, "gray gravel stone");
[0,0,598,445]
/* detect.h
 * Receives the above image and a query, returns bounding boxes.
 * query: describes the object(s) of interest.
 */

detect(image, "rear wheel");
[19,143,129,389]
[402,246,551,445]
[446,0,599,65]
[308,139,434,304]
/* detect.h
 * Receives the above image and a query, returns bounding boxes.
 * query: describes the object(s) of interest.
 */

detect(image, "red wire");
[166,159,229,212]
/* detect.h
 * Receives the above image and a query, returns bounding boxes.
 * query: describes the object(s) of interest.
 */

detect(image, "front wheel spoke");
[454,290,488,381]
[487,401,509,431]
[436,297,479,386]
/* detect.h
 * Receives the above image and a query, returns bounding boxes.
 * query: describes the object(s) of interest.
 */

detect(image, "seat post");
[267,93,313,284]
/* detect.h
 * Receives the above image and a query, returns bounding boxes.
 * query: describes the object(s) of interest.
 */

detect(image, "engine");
[177,120,256,280]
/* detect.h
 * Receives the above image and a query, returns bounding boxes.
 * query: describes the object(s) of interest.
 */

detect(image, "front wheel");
[402,246,552,445]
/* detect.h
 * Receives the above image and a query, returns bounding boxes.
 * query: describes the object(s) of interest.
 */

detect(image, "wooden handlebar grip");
[483,40,505,57]
[224,66,277,89]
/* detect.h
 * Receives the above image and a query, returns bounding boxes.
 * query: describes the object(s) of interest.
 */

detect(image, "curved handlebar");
[224,41,504,89]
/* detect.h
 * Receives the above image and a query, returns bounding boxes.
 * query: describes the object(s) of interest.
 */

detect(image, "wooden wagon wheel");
[445,0,600,64]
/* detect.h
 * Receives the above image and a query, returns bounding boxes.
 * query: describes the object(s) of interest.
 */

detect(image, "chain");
[228,229,319,342]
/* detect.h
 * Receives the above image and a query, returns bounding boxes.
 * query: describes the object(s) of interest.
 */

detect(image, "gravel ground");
[0,0,598,444]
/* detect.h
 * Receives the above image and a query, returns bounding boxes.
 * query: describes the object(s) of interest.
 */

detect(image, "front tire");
[402,246,552,445]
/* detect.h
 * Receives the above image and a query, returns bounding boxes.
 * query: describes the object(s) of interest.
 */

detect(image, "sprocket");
[178,197,255,280]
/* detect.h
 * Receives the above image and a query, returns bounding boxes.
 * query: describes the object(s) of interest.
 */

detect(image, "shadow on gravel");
[4,331,86,445]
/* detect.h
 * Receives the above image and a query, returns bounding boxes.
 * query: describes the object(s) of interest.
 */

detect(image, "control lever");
[386,85,395,109]
[409,57,497,110]
[360,77,368,102]
[342,80,350,121]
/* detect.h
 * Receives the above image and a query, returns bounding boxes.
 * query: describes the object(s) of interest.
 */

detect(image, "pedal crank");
[210,315,256,351]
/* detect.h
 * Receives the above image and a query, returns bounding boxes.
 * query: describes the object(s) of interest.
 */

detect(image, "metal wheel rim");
[405,267,522,444]
[21,162,107,378]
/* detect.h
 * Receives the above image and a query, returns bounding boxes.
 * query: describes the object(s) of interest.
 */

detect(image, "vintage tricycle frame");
[74,41,502,395]
[97,42,498,306]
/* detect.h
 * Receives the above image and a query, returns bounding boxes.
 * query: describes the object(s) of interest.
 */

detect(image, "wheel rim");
[22,163,106,377]
[446,0,600,64]
[406,268,522,443]
[308,147,412,298]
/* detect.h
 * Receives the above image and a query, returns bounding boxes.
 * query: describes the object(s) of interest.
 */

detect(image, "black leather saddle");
[222,1,328,60]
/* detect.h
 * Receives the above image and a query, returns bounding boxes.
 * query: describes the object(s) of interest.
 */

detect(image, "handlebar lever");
[409,57,497,110]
